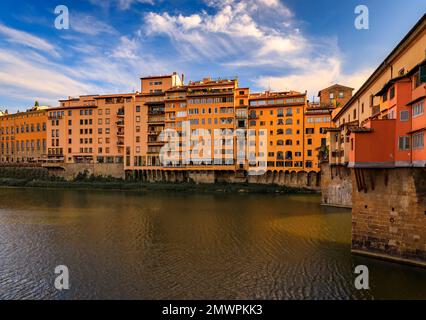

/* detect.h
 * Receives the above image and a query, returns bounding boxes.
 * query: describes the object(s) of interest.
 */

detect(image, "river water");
[0,188,424,300]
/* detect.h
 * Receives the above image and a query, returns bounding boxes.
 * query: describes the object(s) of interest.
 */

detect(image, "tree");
[34,101,39,107]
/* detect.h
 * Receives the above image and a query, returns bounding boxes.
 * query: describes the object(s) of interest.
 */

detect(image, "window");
[136,106,141,112]
[398,136,410,150]
[400,110,409,121]
[382,92,388,102]
[329,93,334,99]
[361,103,364,114]
[389,87,395,100]
[412,100,424,117]
[338,92,344,98]
[307,139,312,145]
[306,128,314,134]
[353,108,357,120]
[414,71,421,88]
[413,132,424,149]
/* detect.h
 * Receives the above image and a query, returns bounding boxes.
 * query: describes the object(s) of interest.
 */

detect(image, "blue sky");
[0,0,424,111]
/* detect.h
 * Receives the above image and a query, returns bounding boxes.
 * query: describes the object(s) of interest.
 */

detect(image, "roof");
[249,91,305,99]
[406,95,426,106]
[166,86,188,92]
[141,73,177,80]
[348,126,373,133]
[374,74,411,97]
[318,84,355,97]
[334,13,426,120]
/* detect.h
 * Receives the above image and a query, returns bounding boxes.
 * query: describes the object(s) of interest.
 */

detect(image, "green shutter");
[420,65,426,83]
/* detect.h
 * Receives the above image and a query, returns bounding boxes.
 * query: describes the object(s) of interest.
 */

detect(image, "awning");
[407,127,426,134]
[406,95,425,106]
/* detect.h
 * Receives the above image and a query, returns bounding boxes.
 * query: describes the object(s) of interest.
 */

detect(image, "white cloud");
[143,0,368,97]
[71,13,117,36]
[254,58,373,99]
[144,0,302,61]
[89,0,155,11]
[0,49,100,106]
[0,23,60,58]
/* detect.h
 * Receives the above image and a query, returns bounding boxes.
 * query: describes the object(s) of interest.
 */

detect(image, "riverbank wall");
[351,167,426,266]
[320,163,352,208]
[126,169,321,190]
[320,162,426,266]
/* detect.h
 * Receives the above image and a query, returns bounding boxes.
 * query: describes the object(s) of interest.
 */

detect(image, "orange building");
[330,14,425,168]
[124,73,182,175]
[348,61,425,168]
[304,104,332,168]
[0,106,47,164]
[185,77,238,170]
[46,94,128,165]
[329,15,426,168]
[248,91,307,171]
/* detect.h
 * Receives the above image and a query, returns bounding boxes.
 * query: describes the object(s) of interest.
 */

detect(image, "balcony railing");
[372,105,380,116]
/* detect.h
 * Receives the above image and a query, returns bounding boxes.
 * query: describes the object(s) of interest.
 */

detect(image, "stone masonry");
[351,168,426,264]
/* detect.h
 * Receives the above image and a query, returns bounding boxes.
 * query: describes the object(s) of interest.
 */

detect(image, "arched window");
[285,129,293,135]
[285,151,293,160]
[285,139,292,146]
[286,118,293,125]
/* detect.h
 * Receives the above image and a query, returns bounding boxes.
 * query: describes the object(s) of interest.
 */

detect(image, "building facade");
[323,14,426,266]
[0,106,47,164]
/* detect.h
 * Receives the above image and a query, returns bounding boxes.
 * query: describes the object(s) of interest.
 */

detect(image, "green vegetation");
[0,167,318,194]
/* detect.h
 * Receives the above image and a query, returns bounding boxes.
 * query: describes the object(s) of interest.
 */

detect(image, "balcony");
[372,105,380,117]
[116,120,125,126]
[148,117,164,124]
[48,113,63,120]
[117,141,125,147]
[117,131,125,136]
[117,109,125,117]
[148,110,165,115]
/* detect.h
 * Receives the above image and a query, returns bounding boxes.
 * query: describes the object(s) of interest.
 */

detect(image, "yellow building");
[0,106,47,164]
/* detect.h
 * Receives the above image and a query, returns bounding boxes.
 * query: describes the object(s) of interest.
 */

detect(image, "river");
[0,188,424,300]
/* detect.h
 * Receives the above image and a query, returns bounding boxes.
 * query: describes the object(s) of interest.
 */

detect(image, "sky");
[0,0,424,111]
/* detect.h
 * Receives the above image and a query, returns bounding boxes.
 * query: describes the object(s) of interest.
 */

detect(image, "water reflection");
[0,188,425,300]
